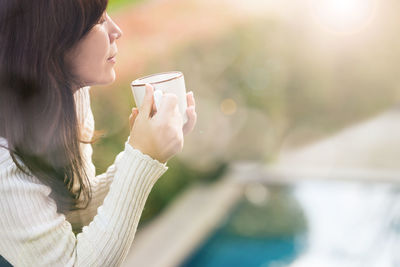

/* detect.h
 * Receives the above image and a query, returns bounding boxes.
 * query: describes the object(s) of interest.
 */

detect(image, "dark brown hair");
[0,0,108,213]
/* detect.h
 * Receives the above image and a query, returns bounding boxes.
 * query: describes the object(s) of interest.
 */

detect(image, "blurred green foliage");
[227,186,307,238]
[108,0,143,13]
[140,160,229,225]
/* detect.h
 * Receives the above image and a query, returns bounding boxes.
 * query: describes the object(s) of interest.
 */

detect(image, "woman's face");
[67,12,123,87]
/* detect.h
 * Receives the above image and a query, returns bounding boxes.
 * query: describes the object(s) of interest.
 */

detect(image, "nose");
[108,17,123,42]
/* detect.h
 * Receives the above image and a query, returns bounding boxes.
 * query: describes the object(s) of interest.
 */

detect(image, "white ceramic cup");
[131,71,188,124]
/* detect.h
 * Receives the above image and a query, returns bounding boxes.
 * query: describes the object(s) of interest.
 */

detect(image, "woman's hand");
[128,84,185,163]
[130,91,197,133]
[183,91,197,135]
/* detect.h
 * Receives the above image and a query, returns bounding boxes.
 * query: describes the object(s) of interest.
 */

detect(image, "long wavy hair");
[0,0,108,213]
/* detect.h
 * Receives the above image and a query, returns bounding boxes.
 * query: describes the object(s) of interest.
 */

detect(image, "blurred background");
[91,0,400,266]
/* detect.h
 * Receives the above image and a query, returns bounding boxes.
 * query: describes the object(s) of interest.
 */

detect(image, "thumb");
[140,83,154,117]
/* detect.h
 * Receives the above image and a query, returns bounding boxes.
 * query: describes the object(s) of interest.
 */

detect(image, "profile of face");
[66,12,123,87]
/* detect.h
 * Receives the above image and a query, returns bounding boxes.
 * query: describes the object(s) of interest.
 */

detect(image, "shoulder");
[0,143,52,206]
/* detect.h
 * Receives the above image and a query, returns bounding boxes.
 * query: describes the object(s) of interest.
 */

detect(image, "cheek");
[71,29,111,85]
[84,37,109,66]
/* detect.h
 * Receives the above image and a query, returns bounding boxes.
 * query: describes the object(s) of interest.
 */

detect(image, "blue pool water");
[181,181,400,267]
[181,185,306,267]
[181,232,299,267]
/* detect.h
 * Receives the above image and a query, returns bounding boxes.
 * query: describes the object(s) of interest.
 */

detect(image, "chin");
[93,71,116,86]
[105,69,117,84]
[102,75,116,85]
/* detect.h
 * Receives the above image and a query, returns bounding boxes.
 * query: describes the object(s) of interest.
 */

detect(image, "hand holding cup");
[128,84,186,163]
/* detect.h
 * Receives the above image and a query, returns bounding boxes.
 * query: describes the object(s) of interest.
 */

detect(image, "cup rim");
[131,71,183,87]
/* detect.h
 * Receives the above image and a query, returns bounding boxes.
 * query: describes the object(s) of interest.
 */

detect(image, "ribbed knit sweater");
[0,87,169,266]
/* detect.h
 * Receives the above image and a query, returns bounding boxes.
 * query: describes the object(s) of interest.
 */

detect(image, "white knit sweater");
[0,87,169,266]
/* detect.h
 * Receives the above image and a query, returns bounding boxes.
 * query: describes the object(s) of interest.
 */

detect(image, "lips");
[107,55,116,60]
[107,51,117,61]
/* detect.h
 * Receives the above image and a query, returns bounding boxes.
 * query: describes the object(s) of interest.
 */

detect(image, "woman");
[0,0,197,266]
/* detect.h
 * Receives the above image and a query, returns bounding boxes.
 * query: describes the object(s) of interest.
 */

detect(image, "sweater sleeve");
[0,142,168,266]
[66,136,167,234]
[66,143,123,234]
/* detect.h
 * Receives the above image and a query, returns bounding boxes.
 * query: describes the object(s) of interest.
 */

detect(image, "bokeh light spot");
[220,98,237,115]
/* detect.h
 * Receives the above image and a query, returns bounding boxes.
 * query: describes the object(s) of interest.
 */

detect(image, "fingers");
[150,101,157,117]
[158,93,179,116]
[183,105,197,135]
[140,83,154,117]
[186,91,195,107]
[183,91,196,135]
[152,91,196,133]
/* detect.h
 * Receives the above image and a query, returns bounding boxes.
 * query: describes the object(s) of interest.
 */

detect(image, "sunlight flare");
[309,0,377,34]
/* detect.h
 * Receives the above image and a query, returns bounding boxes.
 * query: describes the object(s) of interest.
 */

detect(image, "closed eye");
[98,14,107,24]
